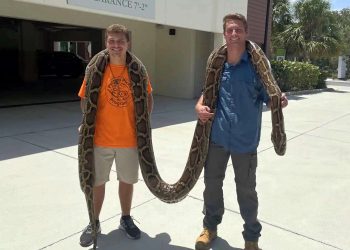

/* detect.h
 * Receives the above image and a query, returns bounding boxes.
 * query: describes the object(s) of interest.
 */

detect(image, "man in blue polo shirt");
[194,13,288,250]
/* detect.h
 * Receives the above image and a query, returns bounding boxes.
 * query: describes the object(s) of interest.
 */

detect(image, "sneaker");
[195,228,217,250]
[119,215,141,239]
[79,220,101,247]
[244,241,262,250]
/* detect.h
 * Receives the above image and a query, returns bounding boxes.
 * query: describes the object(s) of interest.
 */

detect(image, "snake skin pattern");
[78,41,286,249]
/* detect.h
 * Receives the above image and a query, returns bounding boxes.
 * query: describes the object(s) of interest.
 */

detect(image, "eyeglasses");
[107,39,127,45]
[225,28,245,34]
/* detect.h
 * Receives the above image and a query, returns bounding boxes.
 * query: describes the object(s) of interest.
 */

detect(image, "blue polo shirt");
[211,51,269,153]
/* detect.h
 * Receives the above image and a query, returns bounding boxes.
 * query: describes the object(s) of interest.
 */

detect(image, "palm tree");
[271,0,293,54]
[332,8,350,78]
[333,8,350,55]
[272,0,292,34]
[274,0,340,61]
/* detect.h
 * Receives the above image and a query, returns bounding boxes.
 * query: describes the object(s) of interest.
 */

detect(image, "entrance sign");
[67,0,155,19]
[275,48,286,61]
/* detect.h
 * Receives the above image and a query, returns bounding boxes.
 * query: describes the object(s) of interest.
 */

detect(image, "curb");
[285,88,335,96]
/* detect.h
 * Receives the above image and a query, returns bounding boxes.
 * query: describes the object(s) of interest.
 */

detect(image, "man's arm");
[266,93,288,109]
[195,94,214,123]
[280,93,288,108]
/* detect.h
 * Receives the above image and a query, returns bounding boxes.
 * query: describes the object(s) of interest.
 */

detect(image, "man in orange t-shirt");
[79,24,153,248]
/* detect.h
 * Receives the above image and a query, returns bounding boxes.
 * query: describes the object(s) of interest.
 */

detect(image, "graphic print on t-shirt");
[106,77,131,107]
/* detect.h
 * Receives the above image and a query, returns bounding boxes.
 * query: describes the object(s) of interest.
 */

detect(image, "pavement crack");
[0,125,78,139]
[286,113,350,142]
[189,195,344,250]
[10,136,77,160]
[37,197,157,250]
[254,216,345,250]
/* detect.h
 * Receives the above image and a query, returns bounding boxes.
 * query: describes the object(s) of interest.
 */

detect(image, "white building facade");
[0,0,271,99]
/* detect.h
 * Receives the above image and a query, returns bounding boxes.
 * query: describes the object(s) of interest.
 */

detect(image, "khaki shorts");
[93,146,139,186]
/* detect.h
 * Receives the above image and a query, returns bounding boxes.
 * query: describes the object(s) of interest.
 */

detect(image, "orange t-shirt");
[78,64,152,148]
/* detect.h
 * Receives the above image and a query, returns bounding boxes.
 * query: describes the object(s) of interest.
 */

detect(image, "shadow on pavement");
[95,230,243,250]
[211,237,243,250]
[328,89,349,93]
[95,231,193,250]
[284,95,306,101]
[95,229,243,250]
[0,96,198,161]
[1,87,343,161]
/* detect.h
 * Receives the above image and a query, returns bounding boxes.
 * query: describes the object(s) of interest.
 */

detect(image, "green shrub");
[311,58,337,79]
[271,60,322,92]
[316,70,328,89]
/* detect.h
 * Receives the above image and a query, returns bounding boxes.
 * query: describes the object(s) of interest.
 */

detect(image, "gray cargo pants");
[202,142,262,241]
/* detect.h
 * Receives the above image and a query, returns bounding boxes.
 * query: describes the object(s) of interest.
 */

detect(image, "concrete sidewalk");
[0,83,349,250]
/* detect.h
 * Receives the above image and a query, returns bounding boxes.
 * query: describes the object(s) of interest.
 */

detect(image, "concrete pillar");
[20,21,38,82]
[213,32,224,49]
[53,42,61,51]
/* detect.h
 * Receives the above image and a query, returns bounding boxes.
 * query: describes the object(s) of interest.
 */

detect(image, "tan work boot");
[195,228,217,250]
[244,241,262,250]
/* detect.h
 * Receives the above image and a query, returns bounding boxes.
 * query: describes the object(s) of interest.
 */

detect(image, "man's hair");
[222,13,248,32]
[105,24,130,41]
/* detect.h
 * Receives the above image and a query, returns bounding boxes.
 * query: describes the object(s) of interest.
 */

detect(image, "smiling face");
[106,32,129,58]
[223,19,248,48]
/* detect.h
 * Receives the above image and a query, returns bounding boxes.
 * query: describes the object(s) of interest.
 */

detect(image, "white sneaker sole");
[118,224,141,239]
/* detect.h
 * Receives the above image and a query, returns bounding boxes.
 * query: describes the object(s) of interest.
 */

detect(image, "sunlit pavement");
[1,81,349,250]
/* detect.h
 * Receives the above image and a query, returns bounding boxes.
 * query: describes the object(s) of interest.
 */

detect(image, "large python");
[78,40,286,249]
